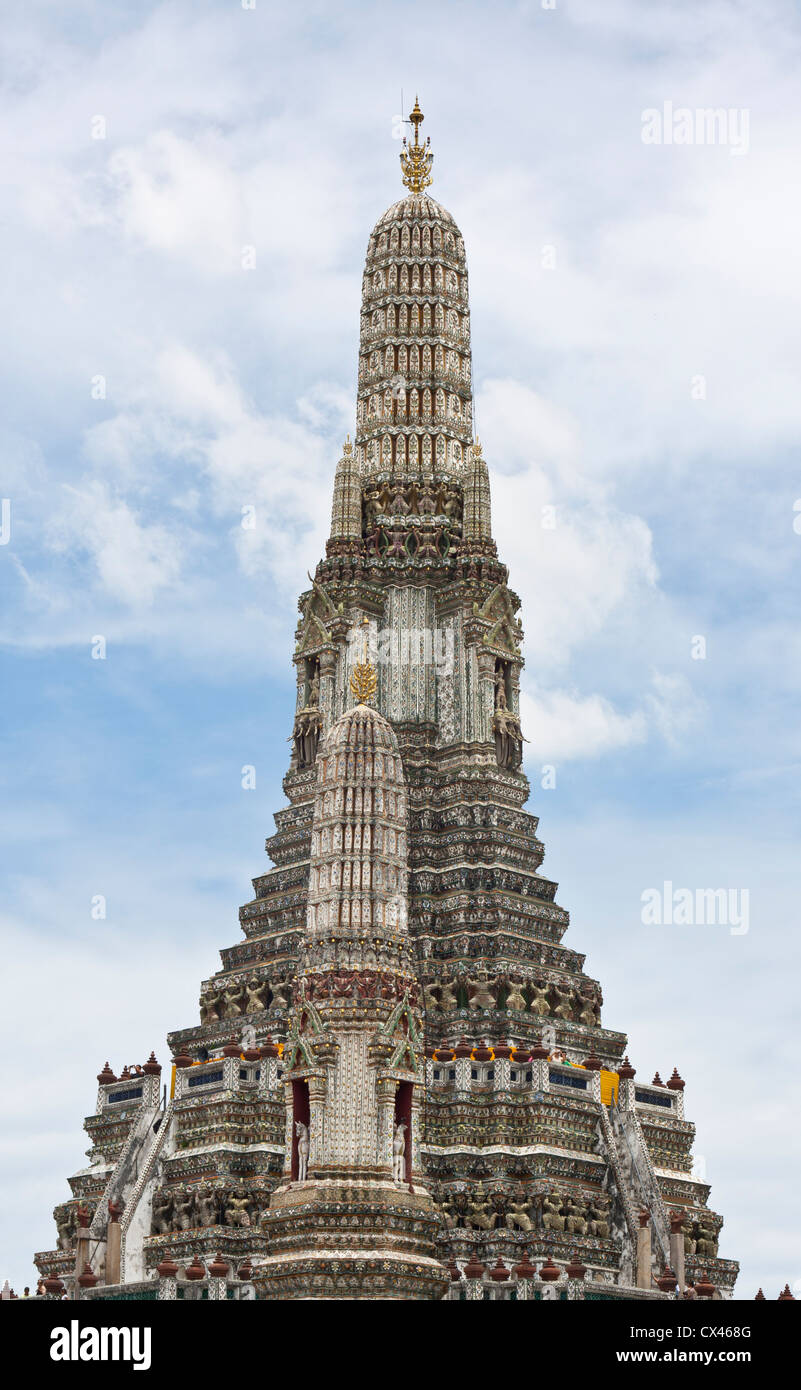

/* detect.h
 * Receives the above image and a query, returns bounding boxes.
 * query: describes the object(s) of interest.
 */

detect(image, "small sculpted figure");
[682,1218,697,1256]
[392,1121,407,1183]
[151,1190,172,1236]
[552,983,576,1022]
[542,1193,566,1233]
[245,978,269,1014]
[197,1187,219,1228]
[588,1196,610,1239]
[224,982,246,1017]
[295,1122,310,1183]
[506,1198,533,1233]
[505,980,527,1012]
[225,1187,252,1228]
[529,981,551,1018]
[173,1189,195,1232]
[467,1184,497,1231]
[695,1221,718,1259]
[578,987,600,1027]
[468,976,497,1010]
[565,1197,588,1236]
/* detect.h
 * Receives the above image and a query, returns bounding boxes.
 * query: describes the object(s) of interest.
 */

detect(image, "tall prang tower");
[34,102,738,1302]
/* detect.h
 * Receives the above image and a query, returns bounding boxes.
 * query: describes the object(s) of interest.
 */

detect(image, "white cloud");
[482,378,659,668]
[520,670,703,763]
[110,131,246,274]
[521,684,646,763]
[645,670,705,744]
[47,481,183,607]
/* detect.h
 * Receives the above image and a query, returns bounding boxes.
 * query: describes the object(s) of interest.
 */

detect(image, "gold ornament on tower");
[400,97,433,194]
[350,617,378,705]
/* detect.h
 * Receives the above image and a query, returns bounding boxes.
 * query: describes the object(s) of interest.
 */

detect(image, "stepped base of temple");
[259,1178,448,1299]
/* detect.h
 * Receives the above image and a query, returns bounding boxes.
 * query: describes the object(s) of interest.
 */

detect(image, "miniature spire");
[462,438,493,543]
[400,97,433,194]
[328,433,361,543]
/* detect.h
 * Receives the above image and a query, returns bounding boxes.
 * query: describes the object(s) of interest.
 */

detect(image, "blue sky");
[1,0,800,1297]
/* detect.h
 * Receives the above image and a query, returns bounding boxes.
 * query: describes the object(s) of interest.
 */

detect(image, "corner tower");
[260,681,448,1299]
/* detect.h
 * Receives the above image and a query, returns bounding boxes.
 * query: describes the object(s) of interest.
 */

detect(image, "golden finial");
[400,96,433,194]
[350,616,377,704]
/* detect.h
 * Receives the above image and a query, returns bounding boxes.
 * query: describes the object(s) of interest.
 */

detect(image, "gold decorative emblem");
[350,616,377,704]
[400,97,433,194]
[350,659,377,705]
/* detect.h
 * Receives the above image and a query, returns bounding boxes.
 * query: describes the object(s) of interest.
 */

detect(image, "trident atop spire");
[400,96,433,194]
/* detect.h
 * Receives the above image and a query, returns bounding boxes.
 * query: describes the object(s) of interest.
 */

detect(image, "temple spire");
[328,434,361,545]
[400,96,433,194]
[359,98,469,477]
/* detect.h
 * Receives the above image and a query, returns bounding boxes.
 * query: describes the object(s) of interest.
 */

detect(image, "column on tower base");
[260,1178,447,1301]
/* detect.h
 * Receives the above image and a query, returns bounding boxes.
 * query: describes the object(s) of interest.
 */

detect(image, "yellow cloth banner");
[600,1069,619,1106]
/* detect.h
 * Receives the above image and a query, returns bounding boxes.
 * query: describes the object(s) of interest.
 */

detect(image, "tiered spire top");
[357,100,472,480]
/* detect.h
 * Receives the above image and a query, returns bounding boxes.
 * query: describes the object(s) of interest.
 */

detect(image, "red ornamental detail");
[513,1250,537,1280]
[208,1252,230,1279]
[309,970,416,1004]
[156,1253,179,1279]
